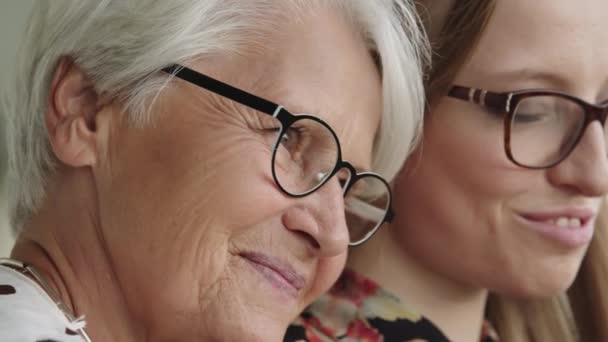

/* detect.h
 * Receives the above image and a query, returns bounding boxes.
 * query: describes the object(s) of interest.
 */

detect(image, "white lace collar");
[0,259,89,341]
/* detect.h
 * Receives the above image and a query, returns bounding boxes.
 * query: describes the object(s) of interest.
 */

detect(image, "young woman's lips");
[516,207,595,248]
[239,252,306,299]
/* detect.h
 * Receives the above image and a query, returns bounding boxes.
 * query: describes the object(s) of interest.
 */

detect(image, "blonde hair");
[2,0,429,232]
[419,0,608,340]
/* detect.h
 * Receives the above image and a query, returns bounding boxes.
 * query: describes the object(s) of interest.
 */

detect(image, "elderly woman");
[0,0,427,341]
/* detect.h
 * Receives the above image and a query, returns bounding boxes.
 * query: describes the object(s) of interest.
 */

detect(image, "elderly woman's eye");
[273,127,307,171]
[280,129,294,145]
[278,127,302,150]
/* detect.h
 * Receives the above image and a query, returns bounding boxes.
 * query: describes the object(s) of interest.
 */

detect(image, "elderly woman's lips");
[239,252,306,297]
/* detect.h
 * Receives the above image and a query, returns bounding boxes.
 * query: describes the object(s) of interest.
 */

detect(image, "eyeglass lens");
[510,95,589,167]
[272,117,339,195]
[344,174,390,245]
[271,116,390,244]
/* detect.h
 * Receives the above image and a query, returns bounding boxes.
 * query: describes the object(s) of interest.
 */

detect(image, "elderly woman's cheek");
[309,254,348,299]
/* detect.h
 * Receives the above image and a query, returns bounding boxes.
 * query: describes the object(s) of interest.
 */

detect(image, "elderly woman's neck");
[10,169,142,341]
[347,228,488,342]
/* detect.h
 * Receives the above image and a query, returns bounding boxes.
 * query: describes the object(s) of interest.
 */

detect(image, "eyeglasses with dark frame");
[163,64,394,246]
[448,85,608,169]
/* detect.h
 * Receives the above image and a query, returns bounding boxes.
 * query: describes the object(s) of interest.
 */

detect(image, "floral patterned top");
[284,269,499,342]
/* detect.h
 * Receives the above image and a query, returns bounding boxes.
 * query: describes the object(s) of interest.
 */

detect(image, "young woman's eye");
[513,106,557,124]
[513,112,549,123]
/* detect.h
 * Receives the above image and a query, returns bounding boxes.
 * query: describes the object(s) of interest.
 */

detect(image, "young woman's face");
[393,0,608,297]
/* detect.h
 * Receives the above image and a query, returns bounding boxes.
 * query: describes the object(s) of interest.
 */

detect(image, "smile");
[516,207,596,248]
[239,252,305,299]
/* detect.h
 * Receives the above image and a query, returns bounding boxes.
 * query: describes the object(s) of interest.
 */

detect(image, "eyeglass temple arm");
[448,85,512,113]
[162,64,284,118]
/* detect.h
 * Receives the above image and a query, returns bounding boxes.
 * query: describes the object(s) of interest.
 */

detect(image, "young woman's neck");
[347,227,488,342]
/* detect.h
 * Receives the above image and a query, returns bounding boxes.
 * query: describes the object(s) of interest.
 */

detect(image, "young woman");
[288,0,608,341]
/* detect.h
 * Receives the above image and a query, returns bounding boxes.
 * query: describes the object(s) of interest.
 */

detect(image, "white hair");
[2,0,428,232]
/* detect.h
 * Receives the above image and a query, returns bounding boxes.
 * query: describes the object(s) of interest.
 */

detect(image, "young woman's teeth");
[549,217,582,228]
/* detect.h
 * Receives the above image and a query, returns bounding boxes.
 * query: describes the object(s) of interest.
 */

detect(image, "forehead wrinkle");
[186,5,378,171]
[219,50,378,173]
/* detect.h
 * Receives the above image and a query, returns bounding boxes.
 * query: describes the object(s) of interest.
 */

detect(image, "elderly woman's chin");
[144,258,335,341]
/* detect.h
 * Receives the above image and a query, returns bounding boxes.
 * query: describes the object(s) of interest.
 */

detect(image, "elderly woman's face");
[394,0,608,298]
[95,10,381,341]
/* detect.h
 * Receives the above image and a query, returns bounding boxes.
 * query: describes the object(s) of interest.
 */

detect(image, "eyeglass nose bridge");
[333,161,358,195]
[588,104,608,126]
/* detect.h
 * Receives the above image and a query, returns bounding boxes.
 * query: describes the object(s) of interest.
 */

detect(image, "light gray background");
[1,1,35,256]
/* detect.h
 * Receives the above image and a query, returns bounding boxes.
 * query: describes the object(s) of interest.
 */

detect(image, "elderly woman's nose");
[548,122,608,196]
[284,178,349,257]
[312,177,350,256]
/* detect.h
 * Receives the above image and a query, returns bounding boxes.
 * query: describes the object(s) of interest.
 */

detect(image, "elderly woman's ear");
[45,58,107,167]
